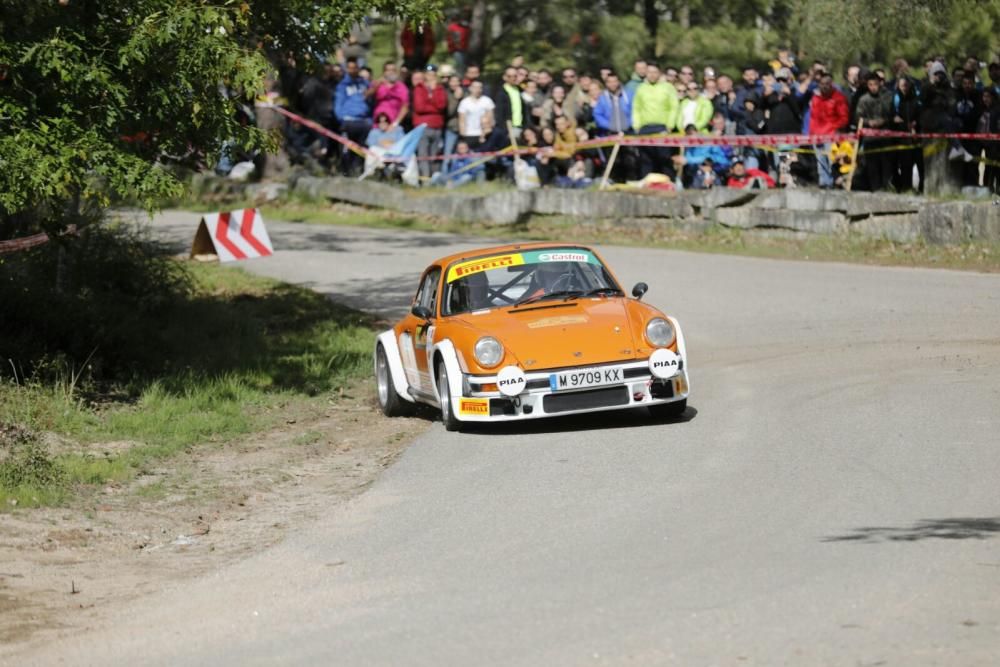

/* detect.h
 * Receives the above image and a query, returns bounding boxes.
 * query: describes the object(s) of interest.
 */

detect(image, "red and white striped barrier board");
[190,208,274,262]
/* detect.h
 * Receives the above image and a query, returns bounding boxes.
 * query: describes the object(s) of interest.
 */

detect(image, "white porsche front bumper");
[453,359,689,422]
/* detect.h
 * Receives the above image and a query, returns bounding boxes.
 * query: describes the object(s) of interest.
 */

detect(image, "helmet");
[451,271,490,312]
[534,261,574,292]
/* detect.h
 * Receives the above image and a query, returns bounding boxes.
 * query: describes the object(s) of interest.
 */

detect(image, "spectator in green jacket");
[677,80,714,132]
[631,63,680,178]
[631,63,679,130]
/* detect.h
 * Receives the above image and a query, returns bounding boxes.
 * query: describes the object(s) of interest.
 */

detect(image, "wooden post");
[599,139,622,190]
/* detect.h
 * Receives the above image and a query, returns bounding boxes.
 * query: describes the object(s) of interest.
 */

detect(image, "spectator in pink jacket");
[369,62,410,128]
[809,74,850,187]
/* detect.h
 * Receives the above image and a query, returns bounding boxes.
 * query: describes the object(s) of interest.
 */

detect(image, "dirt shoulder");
[0,379,430,659]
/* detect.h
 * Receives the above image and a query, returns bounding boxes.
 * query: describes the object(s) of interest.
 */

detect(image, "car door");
[398,267,441,393]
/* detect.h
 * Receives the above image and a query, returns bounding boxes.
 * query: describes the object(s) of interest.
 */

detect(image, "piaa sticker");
[649,348,680,379]
[497,366,527,396]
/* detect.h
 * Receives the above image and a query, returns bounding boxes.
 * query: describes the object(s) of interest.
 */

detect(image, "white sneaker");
[948,146,964,160]
[964,149,976,162]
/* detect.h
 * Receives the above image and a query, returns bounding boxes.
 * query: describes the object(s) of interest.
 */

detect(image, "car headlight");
[474,336,504,368]
[645,318,675,348]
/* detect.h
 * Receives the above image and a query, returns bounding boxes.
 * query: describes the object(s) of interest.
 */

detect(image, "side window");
[418,268,441,315]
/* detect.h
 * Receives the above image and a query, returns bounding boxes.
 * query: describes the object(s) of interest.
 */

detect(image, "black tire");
[436,362,462,432]
[648,398,687,420]
[375,343,410,417]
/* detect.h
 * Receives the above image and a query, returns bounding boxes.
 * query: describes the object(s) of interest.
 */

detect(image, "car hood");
[455,297,644,371]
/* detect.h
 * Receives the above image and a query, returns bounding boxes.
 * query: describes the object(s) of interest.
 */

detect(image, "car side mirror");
[411,304,433,321]
[632,282,648,300]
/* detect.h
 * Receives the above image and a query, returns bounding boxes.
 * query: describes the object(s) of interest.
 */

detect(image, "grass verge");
[1,258,376,510]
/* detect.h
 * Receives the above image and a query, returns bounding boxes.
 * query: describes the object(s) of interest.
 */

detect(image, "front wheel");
[648,399,687,421]
[436,363,462,432]
[375,343,410,417]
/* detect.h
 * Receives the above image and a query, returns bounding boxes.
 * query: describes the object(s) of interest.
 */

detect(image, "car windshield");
[442,248,621,316]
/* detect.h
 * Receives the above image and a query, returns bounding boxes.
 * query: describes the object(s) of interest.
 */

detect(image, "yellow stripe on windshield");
[446,253,525,282]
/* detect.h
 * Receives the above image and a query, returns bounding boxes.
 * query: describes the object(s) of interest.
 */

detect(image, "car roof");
[431,242,599,269]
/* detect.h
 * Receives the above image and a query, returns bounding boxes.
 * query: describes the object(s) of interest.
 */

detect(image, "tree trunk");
[678,2,690,30]
[643,0,659,53]
[468,0,488,66]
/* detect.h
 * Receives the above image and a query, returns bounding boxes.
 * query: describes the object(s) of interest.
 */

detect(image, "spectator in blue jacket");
[429,139,485,187]
[593,72,632,135]
[334,57,371,175]
[675,124,731,187]
[366,113,404,149]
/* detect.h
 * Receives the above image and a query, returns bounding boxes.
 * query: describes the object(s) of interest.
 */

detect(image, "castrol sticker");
[649,348,680,379]
[522,249,599,265]
[496,366,527,397]
[537,252,588,262]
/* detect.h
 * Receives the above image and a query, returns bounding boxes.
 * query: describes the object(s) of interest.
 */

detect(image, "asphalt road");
[22,211,1000,665]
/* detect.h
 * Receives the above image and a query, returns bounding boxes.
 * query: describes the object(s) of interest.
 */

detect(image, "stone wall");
[293,176,999,245]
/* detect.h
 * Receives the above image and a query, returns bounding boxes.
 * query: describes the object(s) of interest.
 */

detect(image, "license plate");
[549,367,623,392]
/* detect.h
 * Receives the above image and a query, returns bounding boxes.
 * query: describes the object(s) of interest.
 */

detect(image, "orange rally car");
[373,242,689,430]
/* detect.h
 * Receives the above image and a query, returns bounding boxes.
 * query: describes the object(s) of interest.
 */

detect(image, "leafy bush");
[0,222,191,388]
[0,423,66,503]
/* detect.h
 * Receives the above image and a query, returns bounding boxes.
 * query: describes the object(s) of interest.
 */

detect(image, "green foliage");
[440,0,996,81]
[0,224,192,384]
[0,0,441,234]
[779,0,998,73]
[249,0,439,60]
[0,423,67,507]
[0,1,267,229]
[656,21,780,73]
[0,225,375,394]
[0,254,379,508]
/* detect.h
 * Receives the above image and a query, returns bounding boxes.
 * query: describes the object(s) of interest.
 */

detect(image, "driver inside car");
[451,271,491,313]
[527,261,576,298]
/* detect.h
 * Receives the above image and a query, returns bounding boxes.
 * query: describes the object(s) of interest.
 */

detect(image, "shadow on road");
[274,228,482,253]
[822,517,1000,543]
[321,274,419,319]
[426,405,699,436]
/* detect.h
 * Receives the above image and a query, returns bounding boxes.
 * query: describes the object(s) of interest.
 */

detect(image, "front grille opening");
[489,398,518,416]
[543,386,630,414]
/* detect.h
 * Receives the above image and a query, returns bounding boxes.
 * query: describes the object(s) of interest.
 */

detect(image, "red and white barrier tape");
[269,104,1000,163]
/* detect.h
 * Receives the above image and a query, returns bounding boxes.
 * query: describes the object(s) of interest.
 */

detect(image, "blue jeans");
[442,129,458,173]
[452,51,466,77]
[340,118,372,176]
[417,127,443,178]
[815,143,833,187]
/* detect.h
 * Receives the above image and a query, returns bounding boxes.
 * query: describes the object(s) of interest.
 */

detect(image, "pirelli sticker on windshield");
[447,254,524,282]
[458,398,489,416]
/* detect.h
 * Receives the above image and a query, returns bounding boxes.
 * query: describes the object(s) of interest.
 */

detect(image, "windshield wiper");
[512,290,581,307]
[566,287,624,300]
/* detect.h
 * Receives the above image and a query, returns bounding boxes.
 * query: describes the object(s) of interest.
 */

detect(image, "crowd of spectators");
[271,23,1000,194]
